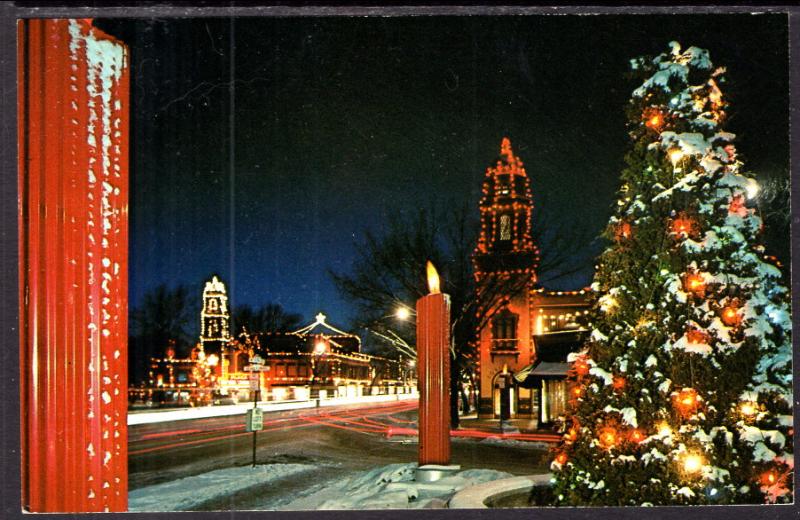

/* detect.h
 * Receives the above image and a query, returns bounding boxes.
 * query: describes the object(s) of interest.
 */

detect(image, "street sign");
[244,357,267,372]
[245,408,263,432]
[249,373,260,391]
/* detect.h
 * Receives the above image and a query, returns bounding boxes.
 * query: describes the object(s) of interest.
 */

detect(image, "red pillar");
[416,293,451,466]
[19,19,129,513]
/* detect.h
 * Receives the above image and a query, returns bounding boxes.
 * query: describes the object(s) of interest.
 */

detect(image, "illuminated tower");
[473,137,539,277]
[200,275,231,364]
[472,137,539,419]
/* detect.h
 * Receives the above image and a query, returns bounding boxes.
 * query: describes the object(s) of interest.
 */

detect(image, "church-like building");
[473,138,591,425]
[130,275,415,408]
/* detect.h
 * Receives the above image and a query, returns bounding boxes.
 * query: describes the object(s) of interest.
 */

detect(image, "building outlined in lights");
[200,275,231,377]
[473,138,591,425]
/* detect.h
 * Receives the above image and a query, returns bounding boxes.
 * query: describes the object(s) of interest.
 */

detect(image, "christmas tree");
[550,42,792,506]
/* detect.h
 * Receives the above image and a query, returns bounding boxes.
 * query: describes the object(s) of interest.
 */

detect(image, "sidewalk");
[384,412,561,444]
[456,413,557,436]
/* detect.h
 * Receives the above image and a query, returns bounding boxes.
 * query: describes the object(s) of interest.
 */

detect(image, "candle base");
[415,464,462,483]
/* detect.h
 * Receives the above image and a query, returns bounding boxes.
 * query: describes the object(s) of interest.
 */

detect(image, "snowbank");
[128,463,314,511]
[281,463,512,510]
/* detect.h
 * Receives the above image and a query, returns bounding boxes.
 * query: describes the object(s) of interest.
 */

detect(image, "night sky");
[96,14,789,331]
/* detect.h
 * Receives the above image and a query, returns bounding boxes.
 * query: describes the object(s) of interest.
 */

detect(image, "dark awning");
[513,361,570,388]
[530,362,569,377]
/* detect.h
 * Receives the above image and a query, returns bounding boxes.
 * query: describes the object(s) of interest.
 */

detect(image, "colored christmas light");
[565,427,579,443]
[686,328,709,345]
[739,401,757,416]
[668,147,685,166]
[760,469,783,489]
[574,357,590,377]
[671,214,695,236]
[615,221,632,241]
[729,194,746,215]
[629,428,644,443]
[683,273,706,296]
[721,304,741,327]
[683,453,705,474]
[645,111,664,130]
[598,426,618,449]
[555,452,568,465]
[612,376,626,391]
[674,387,700,417]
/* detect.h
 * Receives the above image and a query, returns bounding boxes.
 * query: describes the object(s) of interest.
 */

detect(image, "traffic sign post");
[244,355,267,467]
[245,408,263,432]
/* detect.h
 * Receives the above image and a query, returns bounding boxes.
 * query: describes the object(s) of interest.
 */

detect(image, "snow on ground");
[475,437,550,450]
[280,463,513,510]
[128,463,314,511]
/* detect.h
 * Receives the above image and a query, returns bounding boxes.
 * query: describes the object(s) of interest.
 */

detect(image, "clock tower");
[200,275,231,371]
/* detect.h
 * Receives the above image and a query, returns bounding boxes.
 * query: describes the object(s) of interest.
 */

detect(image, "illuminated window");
[499,214,511,241]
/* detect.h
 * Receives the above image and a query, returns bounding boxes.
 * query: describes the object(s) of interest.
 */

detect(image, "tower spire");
[500,136,513,158]
[472,138,539,278]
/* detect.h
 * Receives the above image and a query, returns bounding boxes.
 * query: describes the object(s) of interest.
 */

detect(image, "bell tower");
[200,275,231,361]
[473,137,539,278]
[472,137,539,419]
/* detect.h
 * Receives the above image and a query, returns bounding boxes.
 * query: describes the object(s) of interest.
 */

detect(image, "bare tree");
[130,283,196,384]
[232,303,303,335]
[331,200,594,427]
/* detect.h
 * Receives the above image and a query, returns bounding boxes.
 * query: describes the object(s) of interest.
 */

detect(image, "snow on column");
[19,19,129,512]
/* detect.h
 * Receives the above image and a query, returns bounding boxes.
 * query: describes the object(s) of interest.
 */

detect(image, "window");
[499,214,511,241]
[492,308,518,350]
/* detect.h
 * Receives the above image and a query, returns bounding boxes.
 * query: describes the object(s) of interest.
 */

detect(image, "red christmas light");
[673,387,700,417]
[628,428,645,443]
[760,470,778,487]
[574,357,590,377]
[720,304,741,327]
[612,375,626,391]
[598,426,618,449]
[686,328,709,345]
[555,452,568,465]
[615,221,632,242]
[729,194,746,215]
[644,107,665,131]
[671,214,696,237]
[565,427,579,443]
[564,418,581,443]
[683,273,706,296]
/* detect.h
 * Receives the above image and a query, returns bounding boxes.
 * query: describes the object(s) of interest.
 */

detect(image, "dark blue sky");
[97,14,789,330]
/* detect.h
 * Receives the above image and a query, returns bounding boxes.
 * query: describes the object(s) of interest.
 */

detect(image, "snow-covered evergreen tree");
[551,42,792,506]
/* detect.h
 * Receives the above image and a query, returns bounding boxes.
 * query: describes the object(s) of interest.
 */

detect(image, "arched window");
[492,308,518,350]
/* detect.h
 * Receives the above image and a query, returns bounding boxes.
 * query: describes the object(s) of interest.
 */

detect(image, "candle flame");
[426,261,440,294]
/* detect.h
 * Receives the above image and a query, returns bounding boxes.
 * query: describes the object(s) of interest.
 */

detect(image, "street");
[129,399,553,510]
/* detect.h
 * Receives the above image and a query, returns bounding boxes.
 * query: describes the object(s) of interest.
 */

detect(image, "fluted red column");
[416,291,451,466]
[19,18,129,512]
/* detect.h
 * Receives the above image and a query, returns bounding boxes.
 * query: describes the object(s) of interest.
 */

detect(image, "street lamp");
[396,306,411,321]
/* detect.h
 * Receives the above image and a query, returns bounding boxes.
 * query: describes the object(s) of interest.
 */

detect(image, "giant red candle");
[416,261,452,466]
